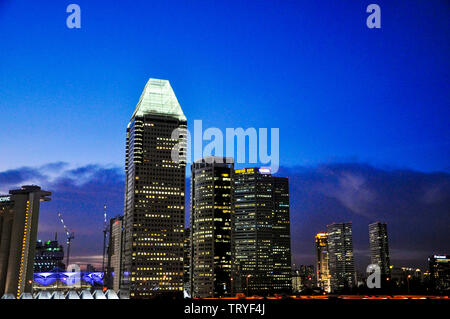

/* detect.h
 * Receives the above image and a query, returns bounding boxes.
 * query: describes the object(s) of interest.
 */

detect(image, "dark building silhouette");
[428,255,450,292]
[190,157,233,298]
[121,79,187,298]
[0,185,51,297]
[34,237,65,272]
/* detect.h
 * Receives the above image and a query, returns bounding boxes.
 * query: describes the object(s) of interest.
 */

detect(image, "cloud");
[1,161,448,272]
[277,163,450,269]
[0,162,125,269]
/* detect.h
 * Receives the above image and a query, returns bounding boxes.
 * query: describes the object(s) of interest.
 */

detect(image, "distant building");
[428,255,450,292]
[0,186,51,297]
[34,237,65,272]
[121,78,187,298]
[190,157,233,298]
[106,215,123,291]
[292,265,316,292]
[315,232,331,292]
[232,167,292,296]
[86,264,97,273]
[327,222,355,292]
[369,222,390,277]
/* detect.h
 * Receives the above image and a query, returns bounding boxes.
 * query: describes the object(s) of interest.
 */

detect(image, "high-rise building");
[315,232,331,293]
[368,222,390,277]
[292,265,316,292]
[183,227,191,296]
[428,255,450,292]
[34,237,65,272]
[0,185,51,297]
[232,168,291,296]
[327,222,355,292]
[121,78,187,298]
[190,157,233,298]
[272,176,292,293]
[106,215,123,292]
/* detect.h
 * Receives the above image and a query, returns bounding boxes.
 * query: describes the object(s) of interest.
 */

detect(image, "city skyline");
[0,0,449,280]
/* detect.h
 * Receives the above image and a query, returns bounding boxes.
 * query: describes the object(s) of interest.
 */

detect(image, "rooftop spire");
[131,78,186,122]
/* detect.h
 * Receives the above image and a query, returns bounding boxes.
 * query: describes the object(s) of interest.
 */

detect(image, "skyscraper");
[106,215,123,292]
[271,176,292,293]
[232,168,291,296]
[121,78,187,298]
[183,227,191,296]
[327,222,355,292]
[0,185,51,298]
[368,222,390,278]
[315,232,331,293]
[190,157,233,298]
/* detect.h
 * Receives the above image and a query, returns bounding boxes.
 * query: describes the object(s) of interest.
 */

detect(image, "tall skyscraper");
[121,78,187,298]
[232,168,291,296]
[271,176,292,293]
[368,222,390,278]
[315,232,331,293]
[190,157,233,298]
[327,222,355,292]
[0,185,51,297]
[183,227,191,295]
[106,215,123,292]
[34,237,65,272]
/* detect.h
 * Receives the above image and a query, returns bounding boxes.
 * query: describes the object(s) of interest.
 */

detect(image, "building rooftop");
[131,78,186,122]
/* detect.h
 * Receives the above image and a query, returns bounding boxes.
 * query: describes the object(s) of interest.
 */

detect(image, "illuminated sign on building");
[0,196,11,202]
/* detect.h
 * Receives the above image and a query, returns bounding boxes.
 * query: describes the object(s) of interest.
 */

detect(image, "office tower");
[315,232,331,293]
[232,168,291,296]
[106,215,123,291]
[183,227,191,295]
[0,185,51,297]
[121,78,187,298]
[428,255,450,292]
[34,237,65,272]
[190,157,233,298]
[327,222,355,292]
[272,177,292,293]
[368,222,390,277]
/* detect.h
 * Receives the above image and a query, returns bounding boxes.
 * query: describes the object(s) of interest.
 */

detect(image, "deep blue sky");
[0,1,449,270]
[0,0,448,172]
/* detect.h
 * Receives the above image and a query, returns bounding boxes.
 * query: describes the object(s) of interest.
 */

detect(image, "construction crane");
[102,204,109,273]
[57,212,75,267]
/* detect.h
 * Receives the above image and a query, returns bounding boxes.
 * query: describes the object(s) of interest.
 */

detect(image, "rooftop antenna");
[57,212,75,267]
[102,204,109,273]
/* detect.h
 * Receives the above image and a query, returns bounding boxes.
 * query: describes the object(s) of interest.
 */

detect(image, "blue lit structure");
[33,272,104,290]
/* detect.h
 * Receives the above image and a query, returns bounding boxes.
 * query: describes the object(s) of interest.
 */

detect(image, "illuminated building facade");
[183,227,191,295]
[315,232,331,293]
[232,168,291,296]
[190,157,233,298]
[34,238,65,272]
[121,78,187,298]
[327,222,355,292]
[0,186,51,298]
[368,222,390,277]
[428,255,450,292]
[106,215,123,292]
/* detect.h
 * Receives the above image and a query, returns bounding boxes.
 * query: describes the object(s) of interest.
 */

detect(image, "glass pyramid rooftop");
[131,78,186,122]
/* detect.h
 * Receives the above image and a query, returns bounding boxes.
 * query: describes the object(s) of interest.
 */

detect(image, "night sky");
[0,0,449,271]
